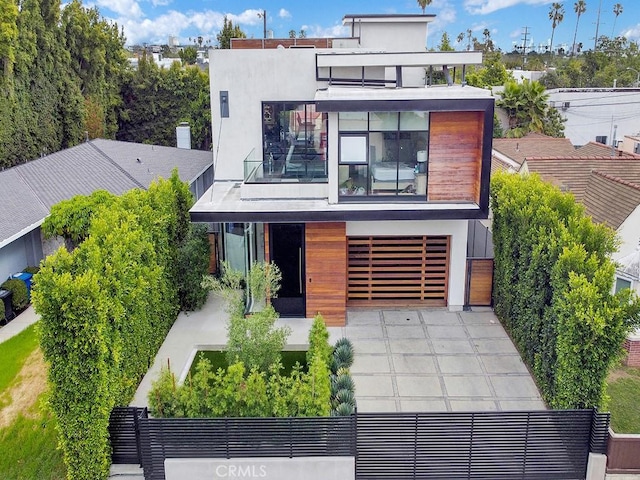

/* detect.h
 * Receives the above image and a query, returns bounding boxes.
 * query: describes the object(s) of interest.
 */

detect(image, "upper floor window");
[338,112,429,198]
[262,102,328,182]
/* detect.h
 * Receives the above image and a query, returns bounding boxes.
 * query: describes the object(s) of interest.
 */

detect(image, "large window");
[338,112,429,198]
[262,102,328,182]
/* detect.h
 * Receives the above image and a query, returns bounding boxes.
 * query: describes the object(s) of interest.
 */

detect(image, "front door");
[269,224,305,317]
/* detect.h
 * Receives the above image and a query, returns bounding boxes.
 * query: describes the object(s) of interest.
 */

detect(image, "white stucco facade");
[547,88,640,146]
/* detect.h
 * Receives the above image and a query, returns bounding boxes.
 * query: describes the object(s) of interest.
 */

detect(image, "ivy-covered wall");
[32,171,207,480]
[491,172,640,409]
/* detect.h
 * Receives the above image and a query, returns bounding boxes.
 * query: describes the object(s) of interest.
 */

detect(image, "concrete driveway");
[345,308,546,412]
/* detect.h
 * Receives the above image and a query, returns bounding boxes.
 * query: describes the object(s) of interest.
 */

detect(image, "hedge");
[33,170,203,480]
[0,279,28,311]
[491,172,640,409]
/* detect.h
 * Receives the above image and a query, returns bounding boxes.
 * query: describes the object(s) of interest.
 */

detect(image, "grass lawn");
[0,324,66,479]
[607,365,640,434]
[190,350,308,378]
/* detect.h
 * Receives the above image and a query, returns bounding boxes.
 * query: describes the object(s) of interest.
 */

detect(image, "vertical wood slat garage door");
[347,236,449,306]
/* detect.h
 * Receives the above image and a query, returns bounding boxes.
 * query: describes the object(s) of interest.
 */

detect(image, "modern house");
[190,14,495,326]
[0,139,213,283]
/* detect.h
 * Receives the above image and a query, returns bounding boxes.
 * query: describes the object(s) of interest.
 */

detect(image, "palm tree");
[416,0,432,14]
[571,0,586,56]
[548,3,565,55]
[612,3,623,37]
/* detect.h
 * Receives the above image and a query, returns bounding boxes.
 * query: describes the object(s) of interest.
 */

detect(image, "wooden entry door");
[269,224,305,317]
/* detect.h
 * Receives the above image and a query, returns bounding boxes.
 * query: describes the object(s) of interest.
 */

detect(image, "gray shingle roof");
[0,140,212,247]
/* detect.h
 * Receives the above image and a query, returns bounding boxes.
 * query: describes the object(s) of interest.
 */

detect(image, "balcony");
[244,147,328,184]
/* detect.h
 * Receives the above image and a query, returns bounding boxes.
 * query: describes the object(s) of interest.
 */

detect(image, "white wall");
[346,219,468,310]
[352,20,428,52]
[0,230,43,282]
[209,48,320,181]
[614,205,640,262]
[547,89,640,146]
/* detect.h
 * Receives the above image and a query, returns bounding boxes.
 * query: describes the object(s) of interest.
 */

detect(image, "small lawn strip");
[0,396,66,480]
[607,366,640,434]
[189,350,307,378]
[0,324,39,394]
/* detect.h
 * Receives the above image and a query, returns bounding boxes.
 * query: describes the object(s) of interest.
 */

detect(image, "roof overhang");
[315,86,494,112]
[190,182,488,223]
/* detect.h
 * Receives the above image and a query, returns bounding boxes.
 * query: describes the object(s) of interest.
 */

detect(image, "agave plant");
[333,337,353,351]
[333,343,354,370]
[333,402,355,416]
[333,373,355,393]
[334,388,355,406]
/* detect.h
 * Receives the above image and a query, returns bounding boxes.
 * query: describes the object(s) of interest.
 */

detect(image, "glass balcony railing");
[244,147,329,184]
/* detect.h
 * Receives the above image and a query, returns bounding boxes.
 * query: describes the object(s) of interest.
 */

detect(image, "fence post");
[590,409,610,454]
[134,407,147,467]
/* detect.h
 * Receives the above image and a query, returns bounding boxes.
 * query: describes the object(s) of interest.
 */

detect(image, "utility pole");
[594,0,603,50]
[259,9,267,39]
[519,27,530,69]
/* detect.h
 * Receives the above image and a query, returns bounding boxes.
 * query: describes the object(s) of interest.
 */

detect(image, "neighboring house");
[492,133,640,365]
[190,13,494,326]
[0,139,213,283]
[619,133,640,155]
[546,88,640,147]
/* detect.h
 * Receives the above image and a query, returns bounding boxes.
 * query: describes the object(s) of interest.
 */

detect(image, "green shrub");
[308,314,332,366]
[33,171,192,480]
[23,266,40,275]
[226,304,291,373]
[1,279,28,311]
[177,223,210,311]
[491,172,640,409]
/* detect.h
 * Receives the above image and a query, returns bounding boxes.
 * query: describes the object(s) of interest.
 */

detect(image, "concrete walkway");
[0,305,39,344]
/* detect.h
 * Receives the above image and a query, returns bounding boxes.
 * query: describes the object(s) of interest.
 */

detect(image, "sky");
[88,0,640,52]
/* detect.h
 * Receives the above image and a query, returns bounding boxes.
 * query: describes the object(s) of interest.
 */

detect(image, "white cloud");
[95,0,144,18]
[303,22,349,38]
[464,0,548,15]
[509,28,522,39]
[622,25,640,42]
[150,0,171,6]
[278,8,291,19]
[227,9,264,27]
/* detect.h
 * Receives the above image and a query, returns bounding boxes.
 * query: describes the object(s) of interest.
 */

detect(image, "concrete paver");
[348,308,546,413]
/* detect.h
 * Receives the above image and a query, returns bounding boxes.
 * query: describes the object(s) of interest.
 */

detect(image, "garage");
[347,235,450,307]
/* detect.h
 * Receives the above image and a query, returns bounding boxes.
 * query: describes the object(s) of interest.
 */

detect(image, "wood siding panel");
[428,111,483,203]
[305,223,347,326]
[348,236,449,307]
[466,259,493,306]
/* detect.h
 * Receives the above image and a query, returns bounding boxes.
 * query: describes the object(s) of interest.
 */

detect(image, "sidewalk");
[0,305,39,344]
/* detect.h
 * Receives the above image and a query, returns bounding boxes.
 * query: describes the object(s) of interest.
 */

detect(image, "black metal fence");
[109,408,609,480]
[108,407,148,465]
[137,415,354,480]
[355,410,608,480]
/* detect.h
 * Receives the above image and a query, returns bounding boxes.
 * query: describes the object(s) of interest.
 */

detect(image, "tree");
[0,0,18,79]
[497,79,565,138]
[416,0,432,14]
[216,16,246,49]
[612,3,623,37]
[179,45,197,65]
[288,29,296,38]
[117,56,211,150]
[465,52,512,88]
[572,1,587,56]
[438,32,455,52]
[548,2,565,56]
